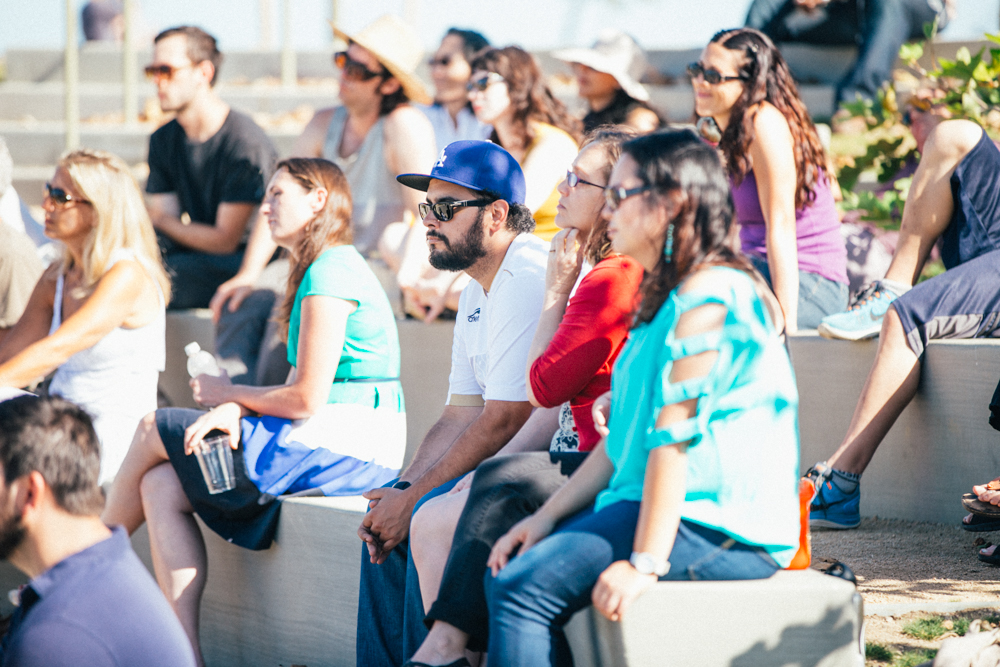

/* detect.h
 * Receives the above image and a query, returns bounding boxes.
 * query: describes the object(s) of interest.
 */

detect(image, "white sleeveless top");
[322,106,407,256]
[48,249,166,484]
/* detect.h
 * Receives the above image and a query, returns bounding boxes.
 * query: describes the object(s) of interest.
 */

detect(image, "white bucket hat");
[553,30,650,102]
[330,14,432,106]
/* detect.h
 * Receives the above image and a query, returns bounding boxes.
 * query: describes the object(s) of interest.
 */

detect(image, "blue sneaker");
[807,464,861,529]
[817,279,909,340]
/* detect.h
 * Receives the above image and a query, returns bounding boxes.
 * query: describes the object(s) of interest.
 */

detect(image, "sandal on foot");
[402,660,472,667]
[978,545,1000,566]
[962,493,1000,519]
[962,510,1000,532]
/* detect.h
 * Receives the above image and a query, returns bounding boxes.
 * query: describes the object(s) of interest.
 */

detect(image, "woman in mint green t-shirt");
[104,158,404,664]
[485,130,800,666]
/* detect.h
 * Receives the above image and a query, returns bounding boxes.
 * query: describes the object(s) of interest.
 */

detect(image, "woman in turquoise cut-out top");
[484,129,801,666]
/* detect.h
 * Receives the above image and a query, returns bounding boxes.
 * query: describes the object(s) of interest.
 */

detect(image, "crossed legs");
[102,412,207,666]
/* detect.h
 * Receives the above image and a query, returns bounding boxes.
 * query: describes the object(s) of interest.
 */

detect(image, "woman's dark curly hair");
[470,46,583,150]
[709,28,828,211]
[622,129,753,326]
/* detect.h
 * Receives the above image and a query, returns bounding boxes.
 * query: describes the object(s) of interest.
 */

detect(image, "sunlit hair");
[274,158,354,342]
[57,149,171,303]
[470,46,583,149]
[708,28,827,211]
[621,129,754,326]
[578,125,637,265]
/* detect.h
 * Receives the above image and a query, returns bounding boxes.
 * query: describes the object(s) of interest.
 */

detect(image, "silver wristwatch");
[629,551,670,577]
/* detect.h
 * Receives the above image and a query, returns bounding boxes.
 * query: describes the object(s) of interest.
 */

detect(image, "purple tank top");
[731,170,848,285]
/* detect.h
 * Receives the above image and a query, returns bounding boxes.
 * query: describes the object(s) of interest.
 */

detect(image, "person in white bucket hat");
[554,30,663,134]
[211,14,443,329]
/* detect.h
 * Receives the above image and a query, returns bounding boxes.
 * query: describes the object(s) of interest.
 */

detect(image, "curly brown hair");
[470,46,583,150]
[622,130,754,326]
[274,158,354,342]
[709,28,827,211]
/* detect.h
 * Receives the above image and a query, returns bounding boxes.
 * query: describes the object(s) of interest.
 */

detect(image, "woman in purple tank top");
[691,28,848,331]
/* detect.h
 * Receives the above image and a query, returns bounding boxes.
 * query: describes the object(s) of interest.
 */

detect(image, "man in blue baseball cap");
[356,140,550,666]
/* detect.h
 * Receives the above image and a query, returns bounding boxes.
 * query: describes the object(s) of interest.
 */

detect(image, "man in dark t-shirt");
[145,26,277,310]
[0,395,196,667]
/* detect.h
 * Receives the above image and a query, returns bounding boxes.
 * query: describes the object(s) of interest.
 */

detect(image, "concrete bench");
[789,333,1000,525]
[565,569,863,667]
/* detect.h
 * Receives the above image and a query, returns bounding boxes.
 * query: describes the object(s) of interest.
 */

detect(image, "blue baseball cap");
[397,140,526,205]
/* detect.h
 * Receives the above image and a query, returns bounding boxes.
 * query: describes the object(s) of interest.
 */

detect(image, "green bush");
[866,642,893,661]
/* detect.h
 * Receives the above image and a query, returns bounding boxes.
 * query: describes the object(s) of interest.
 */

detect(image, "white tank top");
[322,106,407,256]
[48,249,165,483]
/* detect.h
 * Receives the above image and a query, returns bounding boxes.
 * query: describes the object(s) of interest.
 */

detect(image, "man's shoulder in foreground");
[3,528,196,667]
[496,233,549,285]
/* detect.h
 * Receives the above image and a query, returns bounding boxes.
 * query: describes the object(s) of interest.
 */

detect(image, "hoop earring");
[664,223,674,262]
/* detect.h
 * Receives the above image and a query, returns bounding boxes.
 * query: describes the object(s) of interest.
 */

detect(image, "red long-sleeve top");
[528,255,643,451]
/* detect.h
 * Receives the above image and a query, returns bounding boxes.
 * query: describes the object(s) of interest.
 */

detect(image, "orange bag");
[787,478,813,570]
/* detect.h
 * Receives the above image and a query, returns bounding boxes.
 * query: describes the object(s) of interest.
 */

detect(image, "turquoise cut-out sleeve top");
[595,267,800,567]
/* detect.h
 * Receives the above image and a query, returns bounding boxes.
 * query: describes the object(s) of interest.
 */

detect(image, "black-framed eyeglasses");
[566,171,604,190]
[419,198,495,222]
[428,54,454,68]
[466,72,504,93]
[45,182,91,207]
[686,61,746,85]
[333,51,385,82]
[604,185,651,212]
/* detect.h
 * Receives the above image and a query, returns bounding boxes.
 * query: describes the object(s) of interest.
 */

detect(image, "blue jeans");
[485,501,780,667]
[356,477,460,667]
[749,254,849,329]
[745,0,942,104]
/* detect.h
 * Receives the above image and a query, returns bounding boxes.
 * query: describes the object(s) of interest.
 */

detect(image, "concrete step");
[0,80,340,122]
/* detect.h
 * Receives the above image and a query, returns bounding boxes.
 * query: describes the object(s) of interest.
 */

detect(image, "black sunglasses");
[687,61,746,85]
[333,51,385,82]
[604,185,651,212]
[566,171,604,190]
[466,73,504,93]
[45,182,91,206]
[419,199,494,222]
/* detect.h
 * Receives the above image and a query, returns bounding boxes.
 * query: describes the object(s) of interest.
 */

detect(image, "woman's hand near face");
[183,402,244,454]
[546,228,585,295]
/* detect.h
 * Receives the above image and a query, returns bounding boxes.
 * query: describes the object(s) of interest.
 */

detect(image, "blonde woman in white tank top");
[0,149,171,484]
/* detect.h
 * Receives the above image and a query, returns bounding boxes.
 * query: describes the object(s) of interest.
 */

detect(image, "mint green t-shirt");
[287,245,403,412]
[595,267,799,567]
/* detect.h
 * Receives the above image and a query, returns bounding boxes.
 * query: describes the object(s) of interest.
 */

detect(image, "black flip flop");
[402,660,471,667]
[979,545,1000,565]
[962,512,1000,532]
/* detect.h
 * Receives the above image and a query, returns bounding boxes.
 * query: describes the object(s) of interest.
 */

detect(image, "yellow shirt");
[522,123,578,242]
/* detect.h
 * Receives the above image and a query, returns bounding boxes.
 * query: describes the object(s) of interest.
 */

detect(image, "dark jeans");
[485,501,780,667]
[356,476,461,667]
[748,254,849,329]
[424,451,588,652]
[745,0,943,104]
[162,247,244,310]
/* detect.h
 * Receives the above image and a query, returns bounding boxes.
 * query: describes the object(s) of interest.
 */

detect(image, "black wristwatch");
[392,480,412,490]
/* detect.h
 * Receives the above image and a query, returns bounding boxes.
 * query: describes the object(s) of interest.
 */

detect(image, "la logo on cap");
[436,149,447,168]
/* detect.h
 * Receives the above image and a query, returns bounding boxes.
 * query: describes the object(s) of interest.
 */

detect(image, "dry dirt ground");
[810,518,1000,663]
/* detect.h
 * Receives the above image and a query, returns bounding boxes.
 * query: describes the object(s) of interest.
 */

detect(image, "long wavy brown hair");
[470,46,583,150]
[709,28,827,211]
[622,130,754,326]
[274,158,353,342]
[578,125,637,265]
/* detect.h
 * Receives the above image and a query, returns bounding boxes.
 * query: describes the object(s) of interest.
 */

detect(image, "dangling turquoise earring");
[664,223,674,262]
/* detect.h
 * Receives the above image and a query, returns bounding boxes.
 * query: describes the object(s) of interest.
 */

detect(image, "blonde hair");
[57,149,172,302]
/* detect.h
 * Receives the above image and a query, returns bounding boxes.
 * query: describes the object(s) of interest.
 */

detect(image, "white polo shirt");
[447,233,548,404]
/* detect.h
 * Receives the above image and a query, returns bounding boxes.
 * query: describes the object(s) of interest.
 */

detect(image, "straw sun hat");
[330,14,432,106]
[553,30,650,102]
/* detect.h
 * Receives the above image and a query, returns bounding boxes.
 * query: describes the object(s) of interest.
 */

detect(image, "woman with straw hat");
[554,31,663,134]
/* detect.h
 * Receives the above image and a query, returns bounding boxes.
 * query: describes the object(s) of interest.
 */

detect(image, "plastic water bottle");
[184,342,220,378]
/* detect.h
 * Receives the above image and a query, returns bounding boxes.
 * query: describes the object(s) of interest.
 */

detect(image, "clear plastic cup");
[194,434,236,495]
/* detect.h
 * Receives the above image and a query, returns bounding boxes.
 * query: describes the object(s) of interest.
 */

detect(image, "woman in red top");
[403,127,644,667]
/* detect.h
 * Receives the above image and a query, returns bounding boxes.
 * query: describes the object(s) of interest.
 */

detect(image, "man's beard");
[0,509,26,561]
[427,209,488,272]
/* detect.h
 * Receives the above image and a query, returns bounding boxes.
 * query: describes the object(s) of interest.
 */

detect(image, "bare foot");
[981,544,997,558]
[973,478,1000,505]
[408,622,471,667]
[964,512,976,526]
